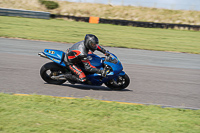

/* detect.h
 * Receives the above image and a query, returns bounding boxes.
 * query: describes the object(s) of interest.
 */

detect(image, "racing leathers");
[64,41,109,83]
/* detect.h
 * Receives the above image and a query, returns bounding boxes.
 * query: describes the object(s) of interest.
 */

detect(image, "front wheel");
[105,74,130,90]
[40,62,67,85]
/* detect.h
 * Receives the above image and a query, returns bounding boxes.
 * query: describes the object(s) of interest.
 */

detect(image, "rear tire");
[40,62,66,85]
[105,74,130,90]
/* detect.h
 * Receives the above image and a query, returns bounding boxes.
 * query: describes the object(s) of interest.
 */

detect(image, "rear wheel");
[105,74,130,90]
[40,62,67,85]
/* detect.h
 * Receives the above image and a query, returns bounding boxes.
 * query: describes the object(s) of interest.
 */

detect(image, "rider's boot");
[65,74,86,84]
[65,74,77,84]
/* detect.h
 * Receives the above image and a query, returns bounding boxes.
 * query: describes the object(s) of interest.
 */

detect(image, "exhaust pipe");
[51,74,66,80]
[38,52,49,59]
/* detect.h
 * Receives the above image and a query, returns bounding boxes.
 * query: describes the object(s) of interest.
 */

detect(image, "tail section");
[42,49,66,67]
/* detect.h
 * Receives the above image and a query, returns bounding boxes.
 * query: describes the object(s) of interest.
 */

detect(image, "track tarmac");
[0,38,200,109]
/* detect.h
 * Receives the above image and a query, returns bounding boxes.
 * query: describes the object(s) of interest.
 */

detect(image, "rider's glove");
[105,51,110,56]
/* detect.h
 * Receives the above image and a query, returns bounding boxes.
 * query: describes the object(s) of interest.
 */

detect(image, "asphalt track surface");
[0,38,200,109]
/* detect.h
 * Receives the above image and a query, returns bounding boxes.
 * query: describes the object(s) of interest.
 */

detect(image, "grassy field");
[0,93,200,133]
[1,0,200,25]
[0,16,200,54]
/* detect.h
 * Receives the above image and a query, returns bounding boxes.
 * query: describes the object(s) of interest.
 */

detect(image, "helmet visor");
[90,42,97,50]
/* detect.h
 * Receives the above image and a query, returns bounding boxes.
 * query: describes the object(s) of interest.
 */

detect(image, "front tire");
[40,62,66,85]
[105,74,130,90]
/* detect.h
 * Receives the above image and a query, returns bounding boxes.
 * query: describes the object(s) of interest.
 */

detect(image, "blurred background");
[64,0,200,11]
[1,0,200,26]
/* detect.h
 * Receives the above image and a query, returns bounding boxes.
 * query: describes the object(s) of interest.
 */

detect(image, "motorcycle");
[38,49,130,90]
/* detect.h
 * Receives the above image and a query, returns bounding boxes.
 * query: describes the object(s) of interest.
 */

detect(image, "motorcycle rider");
[64,34,110,83]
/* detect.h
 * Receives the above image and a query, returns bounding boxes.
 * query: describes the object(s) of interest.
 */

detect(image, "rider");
[64,34,110,83]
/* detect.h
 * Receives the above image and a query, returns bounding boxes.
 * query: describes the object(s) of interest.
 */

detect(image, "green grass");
[0,16,200,54]
[0,93,200,133]
[2,0,200,25]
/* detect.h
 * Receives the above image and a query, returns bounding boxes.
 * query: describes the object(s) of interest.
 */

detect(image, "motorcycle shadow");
[61,83,131,92]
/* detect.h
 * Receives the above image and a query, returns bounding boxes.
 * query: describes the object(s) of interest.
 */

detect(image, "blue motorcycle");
[38,49,130,90]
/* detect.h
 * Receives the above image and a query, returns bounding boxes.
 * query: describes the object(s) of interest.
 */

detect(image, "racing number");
[48,50,55,54]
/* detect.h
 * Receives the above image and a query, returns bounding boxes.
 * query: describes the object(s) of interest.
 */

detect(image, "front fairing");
[87,53,123,76]
[85,53,124,86]
[87,54,103,68]
[104,53,123,76]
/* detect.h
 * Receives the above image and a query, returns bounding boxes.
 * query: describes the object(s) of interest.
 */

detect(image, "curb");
[13,93,199,110]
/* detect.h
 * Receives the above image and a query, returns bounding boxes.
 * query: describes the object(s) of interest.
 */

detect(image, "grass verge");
[0,93,200,133]
[0,16,200,54]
